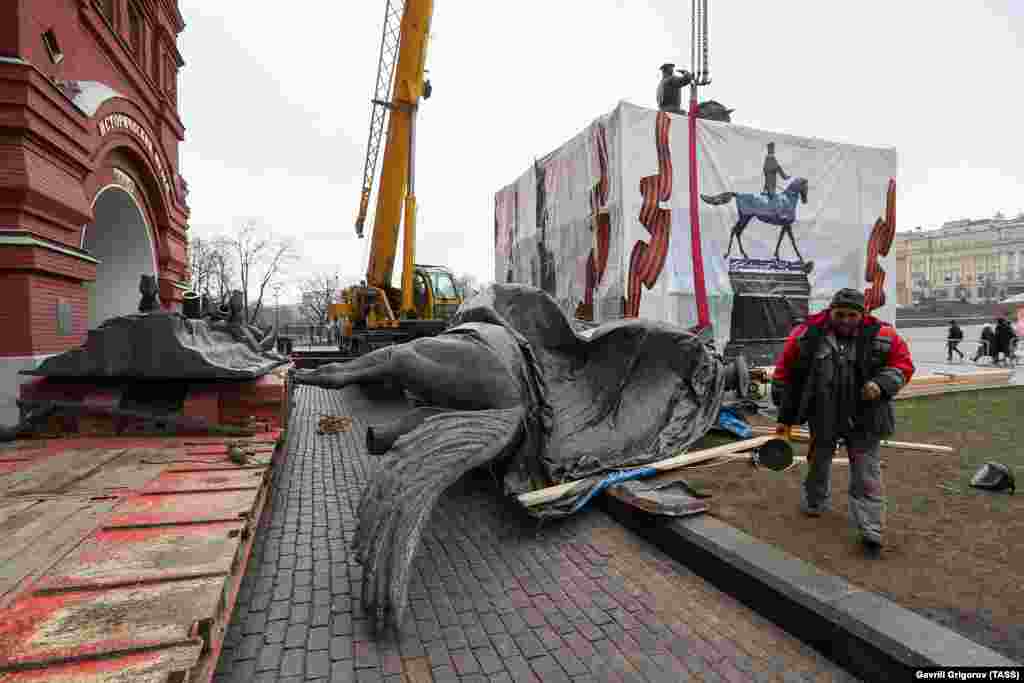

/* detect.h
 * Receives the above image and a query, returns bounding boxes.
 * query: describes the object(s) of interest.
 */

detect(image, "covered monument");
[494,100,898,363]
[25,281,287,380]
[291,283,747,626]
[4,277,289,441]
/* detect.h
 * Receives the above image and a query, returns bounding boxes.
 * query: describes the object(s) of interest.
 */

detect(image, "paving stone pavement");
[214,385,860,683]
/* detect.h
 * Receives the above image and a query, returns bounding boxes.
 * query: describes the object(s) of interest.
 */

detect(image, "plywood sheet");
[0,498,117,601]
[0,576,224,668]
[0,449,128,495]
[37,521,245,591]
[105,488,261,528]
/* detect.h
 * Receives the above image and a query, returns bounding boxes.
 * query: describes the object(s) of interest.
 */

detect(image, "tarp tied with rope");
[494,101,898,351]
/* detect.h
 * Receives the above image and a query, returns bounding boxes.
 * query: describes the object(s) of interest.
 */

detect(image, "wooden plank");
[0,498,118,603]
[141,468,265,494]
[0,641,201,682]
[37,521,245,592]
[896,382,1015,400]
[105,489,261,528]
[0,500,37,527]
[0,577,224,668]
[64,448,171,493]
[0,449,128,495]
[749,426,954,454]
[517,436,774,507]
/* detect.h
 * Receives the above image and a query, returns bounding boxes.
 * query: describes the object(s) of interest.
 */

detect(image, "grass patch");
[894,386,1023,489]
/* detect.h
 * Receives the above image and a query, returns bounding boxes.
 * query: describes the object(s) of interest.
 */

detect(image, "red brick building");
[0,0,189,421]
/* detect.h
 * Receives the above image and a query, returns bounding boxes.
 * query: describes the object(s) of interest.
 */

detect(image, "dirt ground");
[679,388,1024,663]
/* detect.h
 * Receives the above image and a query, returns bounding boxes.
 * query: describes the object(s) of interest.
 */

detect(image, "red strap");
[688,91,710,328]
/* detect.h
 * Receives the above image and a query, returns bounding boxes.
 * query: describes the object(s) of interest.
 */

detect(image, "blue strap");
[716,407,753,439]
[569,466,659,514]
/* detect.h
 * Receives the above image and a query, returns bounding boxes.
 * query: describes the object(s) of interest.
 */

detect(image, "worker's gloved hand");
[861,381,882,401]
[775,424,794,441]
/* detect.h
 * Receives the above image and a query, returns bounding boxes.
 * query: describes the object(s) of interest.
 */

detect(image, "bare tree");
[298,272,341,326]
[210,239,235,304]
[187,235,235,308]
[223,220,299,324]
[188,236,213,297]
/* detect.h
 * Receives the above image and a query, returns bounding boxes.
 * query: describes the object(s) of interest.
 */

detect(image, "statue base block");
[17,370,289,436]
[722,258,812,367]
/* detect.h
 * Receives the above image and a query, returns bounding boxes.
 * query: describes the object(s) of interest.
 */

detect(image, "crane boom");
[355,1,405,239]
[361,0,433,314]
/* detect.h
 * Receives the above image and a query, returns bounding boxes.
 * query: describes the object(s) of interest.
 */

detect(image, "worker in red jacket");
[771,288,915,558]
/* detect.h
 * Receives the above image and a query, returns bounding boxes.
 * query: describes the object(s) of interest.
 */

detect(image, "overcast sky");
[177,0,1024,302]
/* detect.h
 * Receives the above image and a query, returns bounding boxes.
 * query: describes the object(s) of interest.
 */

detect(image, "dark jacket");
[980,326,996,355]
[771,311,915,441]
[657,74,691,112]
[994,321,1016,355]
[948,324,963,341]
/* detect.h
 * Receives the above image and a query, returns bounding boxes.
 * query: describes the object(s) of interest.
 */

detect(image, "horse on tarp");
[702,177,809,262]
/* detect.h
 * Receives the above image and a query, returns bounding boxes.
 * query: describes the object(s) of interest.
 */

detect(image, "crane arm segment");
[364,0,433,291]
[355,1,406,239]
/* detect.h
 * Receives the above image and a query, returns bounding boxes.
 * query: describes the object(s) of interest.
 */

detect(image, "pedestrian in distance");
[973,324,995,362]
[947,320,964,362]
[771,288,915,559]
[993,317,1016,366]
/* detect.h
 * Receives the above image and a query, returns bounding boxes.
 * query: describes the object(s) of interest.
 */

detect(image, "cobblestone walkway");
[214,386,858,683]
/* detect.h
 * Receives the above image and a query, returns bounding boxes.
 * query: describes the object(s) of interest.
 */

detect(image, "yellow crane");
[330,0,462,354]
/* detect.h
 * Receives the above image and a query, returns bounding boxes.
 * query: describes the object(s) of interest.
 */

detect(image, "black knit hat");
[830,288,865,312]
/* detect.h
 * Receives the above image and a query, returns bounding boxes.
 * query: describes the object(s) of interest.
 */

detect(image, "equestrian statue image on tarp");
[701,175,811,266]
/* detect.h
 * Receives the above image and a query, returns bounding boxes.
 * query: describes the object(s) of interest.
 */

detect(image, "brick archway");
[84,184,160,327]
[85,103,189,310]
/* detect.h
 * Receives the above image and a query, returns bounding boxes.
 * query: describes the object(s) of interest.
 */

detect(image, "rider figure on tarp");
[763,142,790,197]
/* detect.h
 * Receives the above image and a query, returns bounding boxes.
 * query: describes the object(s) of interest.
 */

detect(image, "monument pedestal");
[723,259,812,367]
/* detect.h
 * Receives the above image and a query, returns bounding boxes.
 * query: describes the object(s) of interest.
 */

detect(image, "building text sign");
[98,113,173,201]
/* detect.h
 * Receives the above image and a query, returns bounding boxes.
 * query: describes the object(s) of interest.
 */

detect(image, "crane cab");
[414,265,461,322]
[327,264,462,354]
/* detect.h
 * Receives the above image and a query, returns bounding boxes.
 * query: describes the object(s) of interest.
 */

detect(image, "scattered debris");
[970,462,1016,494]
[227,444,249,465]
[608,478,710,516]
[317,415,353,435]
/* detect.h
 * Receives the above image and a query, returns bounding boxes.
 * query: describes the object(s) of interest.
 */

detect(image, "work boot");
[862,538,882,559]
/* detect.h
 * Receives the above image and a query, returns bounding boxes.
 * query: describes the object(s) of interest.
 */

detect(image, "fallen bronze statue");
[290,283,747,629]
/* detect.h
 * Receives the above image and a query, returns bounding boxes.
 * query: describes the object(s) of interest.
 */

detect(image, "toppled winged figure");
[291,284,741,629]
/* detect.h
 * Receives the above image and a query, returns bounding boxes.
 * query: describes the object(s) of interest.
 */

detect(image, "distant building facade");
[893,215,1024,305]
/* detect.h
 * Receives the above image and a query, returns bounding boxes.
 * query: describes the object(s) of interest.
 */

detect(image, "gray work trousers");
[800,432,884,543]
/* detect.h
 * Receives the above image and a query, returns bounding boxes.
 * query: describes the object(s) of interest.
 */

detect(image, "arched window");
[127,2,142,58]
[99,0,116,25]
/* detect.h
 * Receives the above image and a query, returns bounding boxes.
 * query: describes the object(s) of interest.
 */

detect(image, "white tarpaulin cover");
[494,101,898,347]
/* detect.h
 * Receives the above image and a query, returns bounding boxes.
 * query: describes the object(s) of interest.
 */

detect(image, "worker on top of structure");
[657,63,693,115]
[771,288,915,559]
